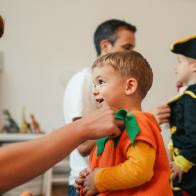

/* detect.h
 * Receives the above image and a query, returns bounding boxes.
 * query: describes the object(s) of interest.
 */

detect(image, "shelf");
[52,174,68,184]
[0,133,45,142]
[0,133,48,196]
[52,159,70,185]
[0,133,69,196]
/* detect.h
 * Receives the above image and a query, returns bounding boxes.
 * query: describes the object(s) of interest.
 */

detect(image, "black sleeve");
[180,94,196,163]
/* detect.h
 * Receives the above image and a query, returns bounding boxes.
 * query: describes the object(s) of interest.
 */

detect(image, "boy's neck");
[122,98,142,113]
[186,76,196,86]
[128,105,142,113]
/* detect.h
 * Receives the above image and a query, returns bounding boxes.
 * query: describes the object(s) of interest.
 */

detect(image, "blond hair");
[92,51,153,99]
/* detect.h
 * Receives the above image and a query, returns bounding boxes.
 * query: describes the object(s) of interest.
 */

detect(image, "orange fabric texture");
[89,111,172,196]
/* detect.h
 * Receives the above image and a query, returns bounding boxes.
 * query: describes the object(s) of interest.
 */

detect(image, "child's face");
[175,55,194,83]
[92,65,127,109]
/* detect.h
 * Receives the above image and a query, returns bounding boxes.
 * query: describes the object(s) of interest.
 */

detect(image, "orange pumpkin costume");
[88,111,172,196]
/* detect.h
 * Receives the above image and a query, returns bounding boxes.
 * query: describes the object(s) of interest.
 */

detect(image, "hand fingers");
[170,162,175,174]
[170,167,174,173]
[159,115,170,122]
[178,172,183,183]
[159,119,170,124]
[170,163,175,181]
[152,105,171,125]
[82,185,88,195]
[74,178,83,192]
[115,119,125,131]
[85,167,92,173]
[156,110,171,120]
[80,168,91,177]
[171,171,177,182]
[155,106,171,117]
[74,184,82,192]
[171,171,182,183]
[158,105,171,111]
[156,114,170,125]
[75,177,85,186]
[80,171,88,177]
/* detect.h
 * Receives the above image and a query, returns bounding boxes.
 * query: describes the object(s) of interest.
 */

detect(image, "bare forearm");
[0,105,120,192]
[0,122,85,192]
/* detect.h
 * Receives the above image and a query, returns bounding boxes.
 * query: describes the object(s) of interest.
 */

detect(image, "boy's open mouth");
[96,98,104,104]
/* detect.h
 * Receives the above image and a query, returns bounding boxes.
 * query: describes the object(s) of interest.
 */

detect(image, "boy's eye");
[98,79,105,86]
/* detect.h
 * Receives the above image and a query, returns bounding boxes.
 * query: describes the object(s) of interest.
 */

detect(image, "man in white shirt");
[63,19,137,196]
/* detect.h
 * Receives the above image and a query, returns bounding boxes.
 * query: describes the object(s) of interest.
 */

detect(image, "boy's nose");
[93,86,99,96]
[93,89,99,96]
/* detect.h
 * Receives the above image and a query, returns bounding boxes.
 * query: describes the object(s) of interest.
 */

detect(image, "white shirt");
[63,68,97,185]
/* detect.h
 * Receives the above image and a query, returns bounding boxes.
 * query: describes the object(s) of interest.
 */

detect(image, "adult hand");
[170,161,184,183]
[80,104,123,140]
[152,104,171,125]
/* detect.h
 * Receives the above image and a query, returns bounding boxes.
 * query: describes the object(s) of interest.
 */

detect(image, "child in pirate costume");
[168,35,196,196]
[75,51,172,196]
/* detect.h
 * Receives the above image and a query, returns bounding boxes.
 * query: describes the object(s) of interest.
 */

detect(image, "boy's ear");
[191,60,196,72]
[100,40,112,54]
[125,78,138,95]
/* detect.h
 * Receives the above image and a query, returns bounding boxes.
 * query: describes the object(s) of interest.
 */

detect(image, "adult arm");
[63,69,97,156]
[0,105,120,192]
[72,118,96,157]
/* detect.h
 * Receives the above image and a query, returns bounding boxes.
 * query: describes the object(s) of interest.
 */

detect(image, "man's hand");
[83,169,99,196]
[75,168,91,193]
[170,161,184,183]
[152,105,171,125]
[80,104,123,140]
[78,140,96,157]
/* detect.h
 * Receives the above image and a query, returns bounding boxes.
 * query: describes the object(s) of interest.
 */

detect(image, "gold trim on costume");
[174,148,181,155]
[167,94,183,105]
[168,139,174,151]
[184,90,196,99]
[168,139,174,161]
[174,154,194,172]
[170,35,196,50]
[170,126,177,134]
[167,89,196,105]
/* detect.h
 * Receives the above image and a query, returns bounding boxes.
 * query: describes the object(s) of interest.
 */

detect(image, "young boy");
[168,35,196,196]
[76,51,172,196]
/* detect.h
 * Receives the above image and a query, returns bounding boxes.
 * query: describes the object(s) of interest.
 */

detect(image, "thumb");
[110,126,121,138]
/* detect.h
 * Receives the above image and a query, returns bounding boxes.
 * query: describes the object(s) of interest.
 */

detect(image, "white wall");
[0,0,195,132]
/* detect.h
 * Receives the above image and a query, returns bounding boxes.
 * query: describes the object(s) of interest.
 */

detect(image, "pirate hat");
[170,35,196,59]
